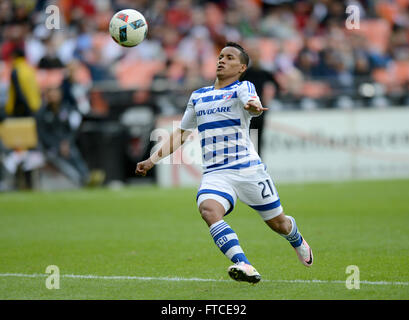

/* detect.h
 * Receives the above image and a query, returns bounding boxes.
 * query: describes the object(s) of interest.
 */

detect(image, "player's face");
[216,47,246,80]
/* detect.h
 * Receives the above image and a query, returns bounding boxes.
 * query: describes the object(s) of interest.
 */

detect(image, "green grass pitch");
[0,179,408,300]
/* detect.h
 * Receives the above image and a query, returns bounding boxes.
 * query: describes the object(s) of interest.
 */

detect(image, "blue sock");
[281,216,303,248]
[209,220,251,265]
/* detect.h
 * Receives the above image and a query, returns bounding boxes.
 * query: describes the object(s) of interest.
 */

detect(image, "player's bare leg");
[199,199,225,226]
[265,212,292,234]
[199,199,261,283]
[265,212,313,267]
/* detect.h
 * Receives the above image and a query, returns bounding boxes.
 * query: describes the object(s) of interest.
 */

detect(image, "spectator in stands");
[295,46,319,79]
[313,48,338,80]
[36,86,90,187]
[1,0,408,116]
[176,25,215,66]
[82,46,116,82]
[61,60,91,115]
[332,54,354,94]
[37,36,64,69]
[353,52,373,86]
[5,46,41,117]
[2,45,44,189]
[0,0,13,30]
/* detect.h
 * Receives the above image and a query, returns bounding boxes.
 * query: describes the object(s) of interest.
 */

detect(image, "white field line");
[0,273,408,286]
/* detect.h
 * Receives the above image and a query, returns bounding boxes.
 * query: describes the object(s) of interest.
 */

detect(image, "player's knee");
[199,206,218,223]
[199,201,224,226]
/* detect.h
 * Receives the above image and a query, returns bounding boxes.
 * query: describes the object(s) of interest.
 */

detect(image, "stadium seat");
[376,1,399,23]
[115,60,165,89]
[393,61,409,84]
[397,0,409,9]
[372,68,391,86]
[301,81,331,99]
[373,61,409,87]
[352,19,391,53]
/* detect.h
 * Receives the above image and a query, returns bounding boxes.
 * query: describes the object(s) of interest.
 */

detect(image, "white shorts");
[196,164,283,221]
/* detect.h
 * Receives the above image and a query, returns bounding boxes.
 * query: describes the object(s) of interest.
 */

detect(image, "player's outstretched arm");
[135,128,191,176]
[244,100,269,116]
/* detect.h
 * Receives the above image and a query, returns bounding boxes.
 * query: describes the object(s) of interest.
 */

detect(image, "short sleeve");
[180,95,197,131]
[237,81,261,105]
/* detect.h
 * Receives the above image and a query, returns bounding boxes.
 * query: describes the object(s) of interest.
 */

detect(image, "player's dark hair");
[225,42,249,66]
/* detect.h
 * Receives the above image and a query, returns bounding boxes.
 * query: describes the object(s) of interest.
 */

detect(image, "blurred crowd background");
[1,0,409,190]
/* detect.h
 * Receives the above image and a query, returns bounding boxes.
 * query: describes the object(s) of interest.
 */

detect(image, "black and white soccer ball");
[109,9,148,47]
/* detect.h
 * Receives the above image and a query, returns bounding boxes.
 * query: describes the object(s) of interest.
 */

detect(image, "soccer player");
[136,42,313,284]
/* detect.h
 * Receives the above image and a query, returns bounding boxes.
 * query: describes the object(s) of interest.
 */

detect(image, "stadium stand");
[0,0,409,189]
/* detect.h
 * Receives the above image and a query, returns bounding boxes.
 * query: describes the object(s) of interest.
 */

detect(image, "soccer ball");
[109,9,148,47]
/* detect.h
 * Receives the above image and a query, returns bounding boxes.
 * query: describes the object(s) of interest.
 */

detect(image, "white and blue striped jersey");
[180,80,263,174]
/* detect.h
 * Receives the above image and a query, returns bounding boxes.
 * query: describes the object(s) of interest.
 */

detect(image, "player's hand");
[135,158,155,176]
[244,100,268,115]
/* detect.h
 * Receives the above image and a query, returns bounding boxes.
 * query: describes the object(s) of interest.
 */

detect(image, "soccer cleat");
[293,237,313,267]
[227,262,261,284]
